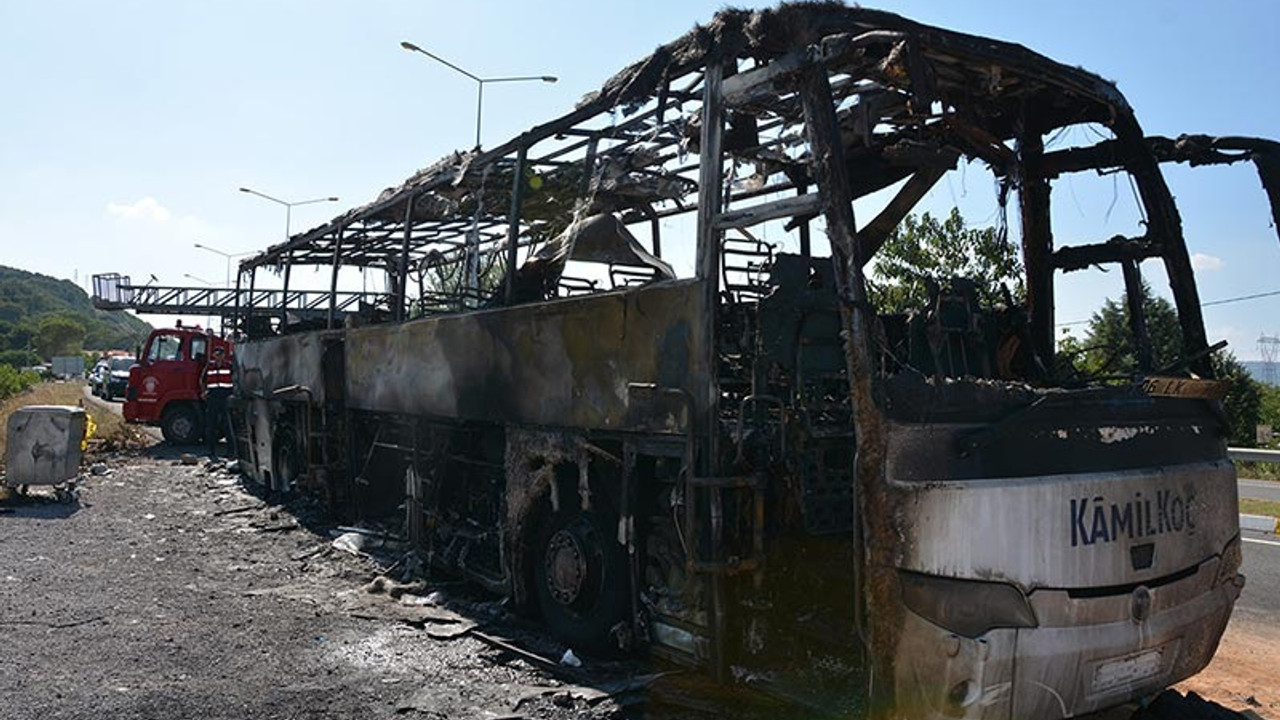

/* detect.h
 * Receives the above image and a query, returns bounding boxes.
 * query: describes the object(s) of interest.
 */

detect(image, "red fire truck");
[123,324,234,444]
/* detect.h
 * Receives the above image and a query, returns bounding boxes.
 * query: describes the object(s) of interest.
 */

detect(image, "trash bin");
[5,405,86,487]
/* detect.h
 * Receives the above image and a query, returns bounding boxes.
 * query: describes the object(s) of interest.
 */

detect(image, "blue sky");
[2,1,1278,357]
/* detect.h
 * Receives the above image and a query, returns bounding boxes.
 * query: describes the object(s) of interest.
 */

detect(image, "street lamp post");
[193,244,255,336]
[238,188,339,242]
[399,41,556,149]
[193,243,254,289]
[185,273,217,330]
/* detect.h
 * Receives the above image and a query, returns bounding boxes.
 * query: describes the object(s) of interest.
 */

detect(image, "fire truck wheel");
[160,404,203,445]
[533,507,630,656]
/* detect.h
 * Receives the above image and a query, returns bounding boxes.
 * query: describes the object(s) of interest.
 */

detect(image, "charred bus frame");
[229,6,1277,718]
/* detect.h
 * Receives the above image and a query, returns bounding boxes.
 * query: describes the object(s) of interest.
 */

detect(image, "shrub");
[0,364,39,402]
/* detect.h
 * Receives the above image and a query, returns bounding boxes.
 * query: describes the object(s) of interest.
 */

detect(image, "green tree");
[1258,384,1280,448]
[1064,283,1261,445]
[6,321,34,352]
[415,252,506,313]
[1212,351,1263,446]
[1064,285,1183,376]
[33,315,85,359]
[868,207,1024,313]
[0,301,21,323]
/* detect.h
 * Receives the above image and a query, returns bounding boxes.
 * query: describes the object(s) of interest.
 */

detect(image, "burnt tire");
[533,507,630,656]
[272,426,301,492]
[160,404,203,445]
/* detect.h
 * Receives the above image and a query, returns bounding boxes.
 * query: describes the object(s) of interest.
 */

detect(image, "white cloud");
[1191,252,1224,271]
[106,196,171,222]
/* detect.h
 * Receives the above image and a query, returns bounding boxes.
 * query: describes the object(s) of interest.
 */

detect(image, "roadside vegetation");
[0,363,40,402]
[1240,498,1280,523]
[1234,462,1280,481]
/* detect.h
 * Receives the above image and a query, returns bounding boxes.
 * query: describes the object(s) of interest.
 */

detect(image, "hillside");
[0,265,152,362]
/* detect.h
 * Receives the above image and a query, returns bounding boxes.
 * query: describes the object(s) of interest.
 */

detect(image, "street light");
[193,242,254,289]
[400,41,556,149]
[185,274,217,331]
[238,187,339,241]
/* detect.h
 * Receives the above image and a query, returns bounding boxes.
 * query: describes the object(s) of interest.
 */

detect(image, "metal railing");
[1228,447,1280,464]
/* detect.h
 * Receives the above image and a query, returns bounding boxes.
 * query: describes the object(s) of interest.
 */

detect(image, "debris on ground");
[395,680,545,718]
[337,588,472,629]
[560,649,583,668]
[331,531,372,556]
[362,574,427,598]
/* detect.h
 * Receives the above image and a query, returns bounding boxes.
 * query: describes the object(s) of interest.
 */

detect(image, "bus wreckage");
[197,5,1280,718]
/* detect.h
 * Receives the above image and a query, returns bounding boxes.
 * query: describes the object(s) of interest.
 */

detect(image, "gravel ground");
[0,449,693,720]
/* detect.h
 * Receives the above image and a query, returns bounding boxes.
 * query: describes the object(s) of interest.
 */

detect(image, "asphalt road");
[1234,476,1280,625]
[1238,477,1280,503]
[1233,478,1280,623]
[1238,530,1280,623]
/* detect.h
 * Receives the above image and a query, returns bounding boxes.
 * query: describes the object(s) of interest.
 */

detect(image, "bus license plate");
[1092,648,1164,694]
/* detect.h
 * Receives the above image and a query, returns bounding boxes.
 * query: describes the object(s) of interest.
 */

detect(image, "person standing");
[202,344,234,458]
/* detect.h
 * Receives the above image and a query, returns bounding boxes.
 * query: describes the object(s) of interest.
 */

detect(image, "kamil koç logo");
[1070,489,1196,547]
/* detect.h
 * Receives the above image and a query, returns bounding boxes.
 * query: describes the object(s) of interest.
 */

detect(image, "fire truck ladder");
[90,273,391,320]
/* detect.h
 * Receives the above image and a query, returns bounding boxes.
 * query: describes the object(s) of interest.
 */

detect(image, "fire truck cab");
[123,325,233,445]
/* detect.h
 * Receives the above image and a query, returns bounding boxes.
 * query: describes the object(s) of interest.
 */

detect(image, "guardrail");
[1228,447,1280,464]
[1229,448,1280,534]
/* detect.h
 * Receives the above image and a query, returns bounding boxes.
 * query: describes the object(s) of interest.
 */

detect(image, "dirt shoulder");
[1177,617,1280,719]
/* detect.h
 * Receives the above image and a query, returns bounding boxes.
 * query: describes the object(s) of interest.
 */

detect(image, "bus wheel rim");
[545,527,589,606]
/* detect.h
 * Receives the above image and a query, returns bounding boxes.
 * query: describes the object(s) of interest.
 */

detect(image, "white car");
[89,361,109,397]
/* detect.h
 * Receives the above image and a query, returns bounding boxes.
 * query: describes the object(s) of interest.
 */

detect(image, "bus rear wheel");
[272,426,301,492]
[533,508,630,655]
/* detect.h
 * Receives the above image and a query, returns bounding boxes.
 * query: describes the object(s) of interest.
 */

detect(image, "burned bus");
[225,5,1276,718]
